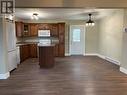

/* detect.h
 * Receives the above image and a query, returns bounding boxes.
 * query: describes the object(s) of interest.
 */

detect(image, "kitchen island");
[38,43,56,68]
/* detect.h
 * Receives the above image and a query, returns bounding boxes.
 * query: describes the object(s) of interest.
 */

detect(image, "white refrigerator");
[6,21,17,72]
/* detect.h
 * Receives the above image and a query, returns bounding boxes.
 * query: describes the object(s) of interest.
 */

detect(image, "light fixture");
[86,14,95,26]
[31,13,39,20]
[5,14,14,22]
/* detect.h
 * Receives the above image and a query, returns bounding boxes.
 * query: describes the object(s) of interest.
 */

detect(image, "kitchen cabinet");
[39,45,55,68]
[23,24,30,37]
[20,44,38,62]
[15,21,23,37]
[38,23,51,30]
[54,44,59,57]
[50,24,58,37]
[58,23,65,57]
[30,24,38,36]
[20,45,30,62]
[29,44,38,58]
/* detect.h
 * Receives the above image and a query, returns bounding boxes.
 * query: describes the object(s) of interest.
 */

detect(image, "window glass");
[73,29,81,42]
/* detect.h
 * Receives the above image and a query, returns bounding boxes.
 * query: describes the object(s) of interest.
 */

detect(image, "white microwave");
[38,30,50,37]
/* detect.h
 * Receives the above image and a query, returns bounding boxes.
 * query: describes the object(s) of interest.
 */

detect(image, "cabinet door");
[38,23,51,30]
[23,24,30,37]
[50,24,58,37]
[58,23,65,57]
[15,22,23,37]
[29,44,38,58]
[20,45,30,62]
[30,24,38,36]
[54,44,59,57]
[58,44,65,57]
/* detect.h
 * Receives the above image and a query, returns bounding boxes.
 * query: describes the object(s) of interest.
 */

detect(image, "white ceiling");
[15,8,119,20]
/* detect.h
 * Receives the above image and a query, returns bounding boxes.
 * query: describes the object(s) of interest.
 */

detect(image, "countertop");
[16,40,59,46]
[16,38,59,47]
[37,43,56,47]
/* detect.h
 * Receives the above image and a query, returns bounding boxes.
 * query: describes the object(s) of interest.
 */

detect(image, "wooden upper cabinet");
[23,23,30,37]
[50,24,58,37]
[15,22,23,37]
[30,24,38,36]
[38,23,51,30]
[58,23,65,44]
[58,23,65,57]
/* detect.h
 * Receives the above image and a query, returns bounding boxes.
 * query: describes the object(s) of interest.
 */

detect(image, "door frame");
[69,25,86,55]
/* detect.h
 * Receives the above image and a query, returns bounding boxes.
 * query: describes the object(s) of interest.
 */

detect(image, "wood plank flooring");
[0,56,127,95]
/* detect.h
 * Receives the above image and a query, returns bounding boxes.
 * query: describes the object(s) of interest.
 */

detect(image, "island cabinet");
[15,21,23,37]
[38,45,55,68]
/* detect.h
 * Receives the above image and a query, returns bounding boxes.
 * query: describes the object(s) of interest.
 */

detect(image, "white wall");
[98,9,124,63]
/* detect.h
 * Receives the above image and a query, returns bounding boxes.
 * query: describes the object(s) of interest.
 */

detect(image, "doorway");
[70,25,85,55]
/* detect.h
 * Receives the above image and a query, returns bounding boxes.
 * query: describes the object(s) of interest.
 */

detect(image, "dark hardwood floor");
[0,56,127,95]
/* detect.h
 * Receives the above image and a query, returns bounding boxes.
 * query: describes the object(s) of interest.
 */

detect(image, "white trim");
[69,25,86,55]
[105,56,120,66]
[84,53,120,66]
[120,67,127,74]
[97,54,105,59]
[65,53,71,56]
[0,72,10,79]
[85,53,98,56]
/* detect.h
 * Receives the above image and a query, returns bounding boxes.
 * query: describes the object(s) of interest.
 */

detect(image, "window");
[72,29,81,42]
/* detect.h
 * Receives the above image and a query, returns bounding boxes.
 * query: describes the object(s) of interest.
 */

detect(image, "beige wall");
[85,24,99,54]
[121,9,127,69]
[98,9,124,62]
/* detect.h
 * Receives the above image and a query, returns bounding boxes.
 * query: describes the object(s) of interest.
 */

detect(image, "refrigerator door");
[6,21,17,71]
[6,22,16,52]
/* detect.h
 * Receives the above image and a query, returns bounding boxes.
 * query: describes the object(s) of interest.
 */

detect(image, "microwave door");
[38,30,50,37]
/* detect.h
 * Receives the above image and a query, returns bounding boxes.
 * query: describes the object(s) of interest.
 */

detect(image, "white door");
[70,25,85,55]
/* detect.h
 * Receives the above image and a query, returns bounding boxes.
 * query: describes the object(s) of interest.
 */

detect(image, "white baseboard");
[120,67,127,74]
[65,53,71,56]
[85,53,98,56]
[97,54,105,59]
[0,72,10,79]
[105,56,120,66]
[84,53,120,66]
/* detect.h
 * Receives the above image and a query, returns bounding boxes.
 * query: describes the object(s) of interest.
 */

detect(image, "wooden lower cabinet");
[54,44,59,57]
[20,45,30,62]
[39,46,55,68]
[58,44,65,57]
[20,44,38,62]
[29,44,38,58]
